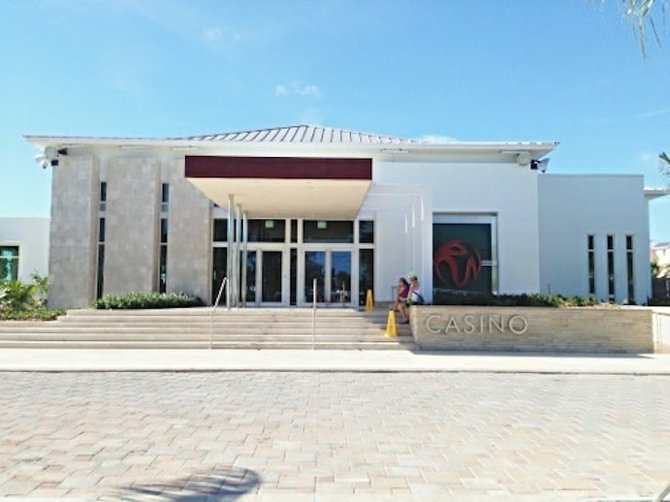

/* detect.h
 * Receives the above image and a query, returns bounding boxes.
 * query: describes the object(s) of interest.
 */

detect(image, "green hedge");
[91,291,203,310]
[433,292,599,307]
[0,308,65,321]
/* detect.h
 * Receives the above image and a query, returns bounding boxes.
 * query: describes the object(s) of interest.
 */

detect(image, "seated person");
[390,277,410,323]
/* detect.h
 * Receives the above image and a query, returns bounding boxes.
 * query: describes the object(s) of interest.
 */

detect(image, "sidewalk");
[1,348,670,374]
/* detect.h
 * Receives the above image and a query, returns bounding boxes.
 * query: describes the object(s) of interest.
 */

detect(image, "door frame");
[298,245,358,307]
[244,245,288,307]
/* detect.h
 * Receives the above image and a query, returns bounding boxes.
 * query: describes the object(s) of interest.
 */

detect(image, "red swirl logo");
[434,240,482,288]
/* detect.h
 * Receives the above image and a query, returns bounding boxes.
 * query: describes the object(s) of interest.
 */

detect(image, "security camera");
[35,154,49,169]
[530,158,550,173]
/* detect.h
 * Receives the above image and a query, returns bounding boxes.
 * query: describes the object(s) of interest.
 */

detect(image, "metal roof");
[169,125,416,144]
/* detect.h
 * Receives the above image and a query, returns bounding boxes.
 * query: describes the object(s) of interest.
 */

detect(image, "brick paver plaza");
[1,371,669,500]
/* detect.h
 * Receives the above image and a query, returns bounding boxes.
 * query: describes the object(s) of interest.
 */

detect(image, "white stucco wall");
[0,217,50,282]
[538,175,650,304]
[372,160,541,298]
[359,183,432,302]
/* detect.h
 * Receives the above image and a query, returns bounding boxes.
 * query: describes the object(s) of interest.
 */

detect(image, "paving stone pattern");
[1,371,669,501]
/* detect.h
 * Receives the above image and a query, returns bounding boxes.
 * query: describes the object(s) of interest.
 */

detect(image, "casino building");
[25,125,667,309]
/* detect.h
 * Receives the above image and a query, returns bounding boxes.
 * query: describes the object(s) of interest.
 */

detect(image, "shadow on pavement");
[410,349,654,359]
[111,467,261,501]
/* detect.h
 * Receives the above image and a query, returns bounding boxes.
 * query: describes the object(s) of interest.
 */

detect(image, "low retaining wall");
[654,308,670,353]
[409,306,656,353]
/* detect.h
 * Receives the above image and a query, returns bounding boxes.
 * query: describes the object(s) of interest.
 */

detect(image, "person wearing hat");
[407,272,424,306]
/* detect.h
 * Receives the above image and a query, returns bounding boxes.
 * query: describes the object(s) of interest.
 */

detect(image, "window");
[303,220,354,243]
[96,183,107,299]
[607,235,615,302]
[587,235,595,296]
[359,220,374,244]
[626,235,634,303]
[432,215,498,296]
[359,249,374,306]
[290,219,298,244]
[161,183,169,213]
[213,219,228,242]
[247,219,286,242]
[159,218,168,293]
[96,218,105,299]
[99,181,107,212]
[0,246,19,281]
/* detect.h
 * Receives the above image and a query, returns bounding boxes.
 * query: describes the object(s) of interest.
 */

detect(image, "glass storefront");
[212,218,373,307]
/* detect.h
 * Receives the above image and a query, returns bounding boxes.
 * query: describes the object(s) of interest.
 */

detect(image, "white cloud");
[203,27,222,42]
[275,82,322,98]
[300,85,320,97]
[640,151,655,164]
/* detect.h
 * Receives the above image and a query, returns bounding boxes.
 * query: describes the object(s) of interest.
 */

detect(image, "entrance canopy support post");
[234,203,242,307]
[226,194,234,310]
[241,211,248,307]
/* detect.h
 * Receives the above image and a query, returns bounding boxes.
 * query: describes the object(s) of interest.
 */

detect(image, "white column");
[226,195,234,309]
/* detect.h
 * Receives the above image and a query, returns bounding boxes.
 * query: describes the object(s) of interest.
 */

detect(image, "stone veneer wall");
[48,156,99,309]
[104,158,160,295]
[410,306,655,353]
[165,159,211,302]
[654,308,670,353]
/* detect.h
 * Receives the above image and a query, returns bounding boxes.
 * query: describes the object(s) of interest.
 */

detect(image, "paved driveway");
[1,371,669,500]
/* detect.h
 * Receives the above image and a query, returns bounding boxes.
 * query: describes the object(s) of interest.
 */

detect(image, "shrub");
[30,273,49,307]
[92,291,203,310]
[0,280,39,311]
[0,308,64,321]
[648,298,670,307]
[432,292,599,308]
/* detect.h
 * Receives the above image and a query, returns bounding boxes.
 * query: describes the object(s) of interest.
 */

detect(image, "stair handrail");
[210,277,228,350]
[312,278,317,350]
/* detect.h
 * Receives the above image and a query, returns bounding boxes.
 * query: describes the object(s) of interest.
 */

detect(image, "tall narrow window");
[158,183,169,293]
[99,181,107,212]
[159,219,168,293]
[607,234,615,302]
[96,182,106,299]
[161,183,169,213]
[587,235,595,296]
[96,219,105,299]
[626,235,635,303]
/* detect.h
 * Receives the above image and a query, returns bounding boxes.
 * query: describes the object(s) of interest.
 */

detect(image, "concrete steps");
[0,307,415,350]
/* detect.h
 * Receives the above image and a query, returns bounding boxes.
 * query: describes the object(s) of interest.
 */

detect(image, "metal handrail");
[312,278,317,350]
[210,277,228,350]
[654,482,670,502]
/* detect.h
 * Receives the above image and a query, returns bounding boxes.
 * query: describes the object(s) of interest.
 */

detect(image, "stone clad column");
[104,157,160,295]
[48,156,99,308]
[165,159,211,302]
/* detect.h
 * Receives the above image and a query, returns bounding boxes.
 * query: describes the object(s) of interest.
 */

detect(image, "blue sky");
[1,0,669,240]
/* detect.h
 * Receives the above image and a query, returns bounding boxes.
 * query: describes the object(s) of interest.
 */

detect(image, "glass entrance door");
[330,251,351,305]
[304,251,325,303]
[261,250,283,304]
[241,249,284,306]
[303,250,352,305]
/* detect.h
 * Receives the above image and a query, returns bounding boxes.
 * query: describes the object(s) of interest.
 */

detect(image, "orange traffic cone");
[385,310,397,337]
